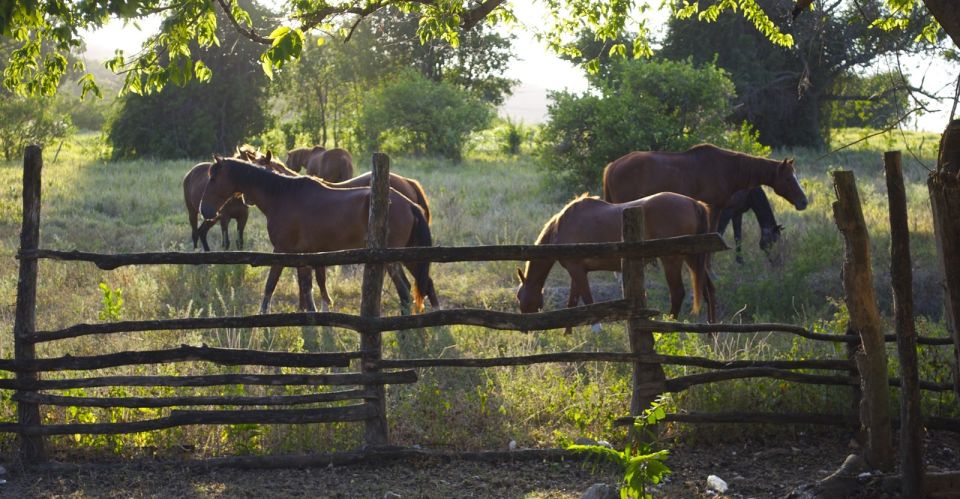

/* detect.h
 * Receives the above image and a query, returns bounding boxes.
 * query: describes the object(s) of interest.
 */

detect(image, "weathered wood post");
[831,170,894,472]
[14,145,46,462]
[884,150,923,496]
[621,207,664,416]
[928,119,960,401]
[360,152,391,447]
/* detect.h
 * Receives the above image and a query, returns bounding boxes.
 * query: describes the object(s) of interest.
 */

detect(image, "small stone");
[383,492,401,499]
[580,483,618,499]
[0,465,7,476]
[574,437,598,446]
[508,440,517,451]
[706,475,729,493]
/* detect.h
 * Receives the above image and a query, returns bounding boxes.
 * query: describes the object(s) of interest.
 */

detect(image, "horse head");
[771,159,808,211]
[199,156,243,220]
[515,268,543,314]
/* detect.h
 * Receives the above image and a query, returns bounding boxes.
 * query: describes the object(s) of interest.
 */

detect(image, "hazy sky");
[80,5,955,131]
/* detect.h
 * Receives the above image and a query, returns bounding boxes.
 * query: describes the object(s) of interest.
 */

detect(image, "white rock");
[706,475,729,493]
[383,492,401,499]
[508,440,517,451]
[580,483,618,499]
[591,323,603,333]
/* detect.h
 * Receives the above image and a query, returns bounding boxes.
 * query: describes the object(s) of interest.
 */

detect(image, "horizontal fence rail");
[27,301,656,343]
[19,234,727,269]
[0,344,358,372]
[12,389,371,408]
[0,405,377,436]
[0,371,418,390]
[640,320,953,346]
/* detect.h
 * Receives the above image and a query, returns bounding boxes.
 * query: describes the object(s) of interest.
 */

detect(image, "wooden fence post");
[831,170,894,472]
[885,150,923,496]
[928,119,960,401]
[621,207,664,416]
[360,152,390,447]
[15,145,46,462]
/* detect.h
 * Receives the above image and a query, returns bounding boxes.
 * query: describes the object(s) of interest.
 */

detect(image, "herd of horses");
[185,143,808,324]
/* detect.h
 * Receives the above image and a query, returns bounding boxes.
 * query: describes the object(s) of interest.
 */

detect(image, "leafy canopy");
[0,0,947,98]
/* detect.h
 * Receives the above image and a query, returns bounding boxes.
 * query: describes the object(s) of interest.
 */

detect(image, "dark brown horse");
[323,171,432,223]
[602,144,808,229]
[285,146,325,173]
[199,157,438,314]
[516,192,716,332]
[306,148,354,182]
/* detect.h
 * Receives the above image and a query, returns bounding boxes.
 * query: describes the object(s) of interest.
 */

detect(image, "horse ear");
[516,268,526,284]
[265,150,272,162]
[213,154,224,164]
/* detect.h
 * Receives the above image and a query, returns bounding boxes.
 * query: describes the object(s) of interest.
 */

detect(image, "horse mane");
[536,193,600,244]
[222,157,304,197]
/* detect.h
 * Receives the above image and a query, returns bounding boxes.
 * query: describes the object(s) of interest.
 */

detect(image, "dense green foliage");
[359,70,493,160]
[0,95,71,160]
[829,72,911,129]
[105,1,270,158]
[537,58,767,190]
[660,0,937,148]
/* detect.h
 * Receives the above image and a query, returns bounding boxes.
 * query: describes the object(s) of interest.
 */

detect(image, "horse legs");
[313,266,332,313]
[197,218,217,252]
[188,208,200,249]
[662,256,686,319]
[259,265,284,314]
[296,266,317,312]
[564,263,599,334]
[219,217,231,250]
[388,264,413,315]
[236,211,248,250]
[732,213,744,264]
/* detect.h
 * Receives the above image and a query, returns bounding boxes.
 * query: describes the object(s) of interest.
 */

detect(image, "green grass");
[0,128,954,458]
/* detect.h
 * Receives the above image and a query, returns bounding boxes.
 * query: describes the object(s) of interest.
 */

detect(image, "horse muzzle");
[794,198,808,211]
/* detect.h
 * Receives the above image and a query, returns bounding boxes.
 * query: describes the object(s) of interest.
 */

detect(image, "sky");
[80,4,956,132]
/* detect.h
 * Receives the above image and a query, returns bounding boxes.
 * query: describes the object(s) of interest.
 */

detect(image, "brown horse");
[306,148,354,182]
[285,146,325,173]
[323,171,432,223]
[516,192,716,331]
[199,156,439,314]
[183,162,249,251]
[602,144,808,228]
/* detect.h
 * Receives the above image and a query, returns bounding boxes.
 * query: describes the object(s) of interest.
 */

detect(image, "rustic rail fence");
[4,145,958,468]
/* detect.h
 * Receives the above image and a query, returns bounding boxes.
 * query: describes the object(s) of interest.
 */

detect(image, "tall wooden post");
[831,170,894,472]
[15,145,46,462]
[621,207,664,416]
[884,151,923,496]
[360,153,390,447]
[928,119,960,401]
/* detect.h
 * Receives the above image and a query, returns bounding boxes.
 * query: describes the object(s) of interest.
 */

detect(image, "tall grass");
[0,128,954,458]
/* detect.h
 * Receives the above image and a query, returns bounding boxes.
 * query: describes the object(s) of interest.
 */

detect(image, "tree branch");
[215,0,273,45]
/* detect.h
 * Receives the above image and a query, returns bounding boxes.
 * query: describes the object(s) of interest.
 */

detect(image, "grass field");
[0,129,954,459]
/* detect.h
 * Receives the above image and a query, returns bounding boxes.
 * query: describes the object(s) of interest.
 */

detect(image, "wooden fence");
[4,146,958,467]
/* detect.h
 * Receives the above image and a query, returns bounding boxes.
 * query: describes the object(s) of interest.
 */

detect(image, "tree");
[660,0,936,148]
[359,70,493,160]
[106,0,270,159]
[537,58,767,190]
[1,1,953,100]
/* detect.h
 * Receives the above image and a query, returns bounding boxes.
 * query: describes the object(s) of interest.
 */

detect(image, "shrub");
[0,95,72,160]
[359,70,493,161]
[536,58,766,191]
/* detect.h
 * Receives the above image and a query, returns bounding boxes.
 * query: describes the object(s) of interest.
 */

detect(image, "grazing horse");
[602,143,808,229]
[717,188,783,264]
[199,157,439,314]
[306,148,354,182]
[285,146,325,173]
[516,192,716,332]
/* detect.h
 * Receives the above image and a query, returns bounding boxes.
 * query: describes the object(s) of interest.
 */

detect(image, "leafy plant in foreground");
[568,396,671,498]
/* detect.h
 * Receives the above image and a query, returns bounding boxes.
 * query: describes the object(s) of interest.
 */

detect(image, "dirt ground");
[1,430,957,498]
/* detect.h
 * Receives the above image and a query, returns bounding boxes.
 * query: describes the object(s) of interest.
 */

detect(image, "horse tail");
[407,178,432,225]
[602,163,613,202]
[689,200,712,316]
[406,204,435,313]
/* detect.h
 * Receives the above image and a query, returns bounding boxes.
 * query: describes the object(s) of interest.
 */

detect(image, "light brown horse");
[199,156,439,314]
[183,162,249,251]
[306,148,354,182]
[516,192,716,331]
[285,146,325,173]
[602,143,808,228]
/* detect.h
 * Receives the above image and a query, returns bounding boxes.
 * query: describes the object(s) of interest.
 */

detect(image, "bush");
[536,59,766,190]
[359,71,493,161]
[0,95,72,160]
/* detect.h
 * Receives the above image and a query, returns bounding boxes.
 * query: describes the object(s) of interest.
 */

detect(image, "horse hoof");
[591,323,603,334]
